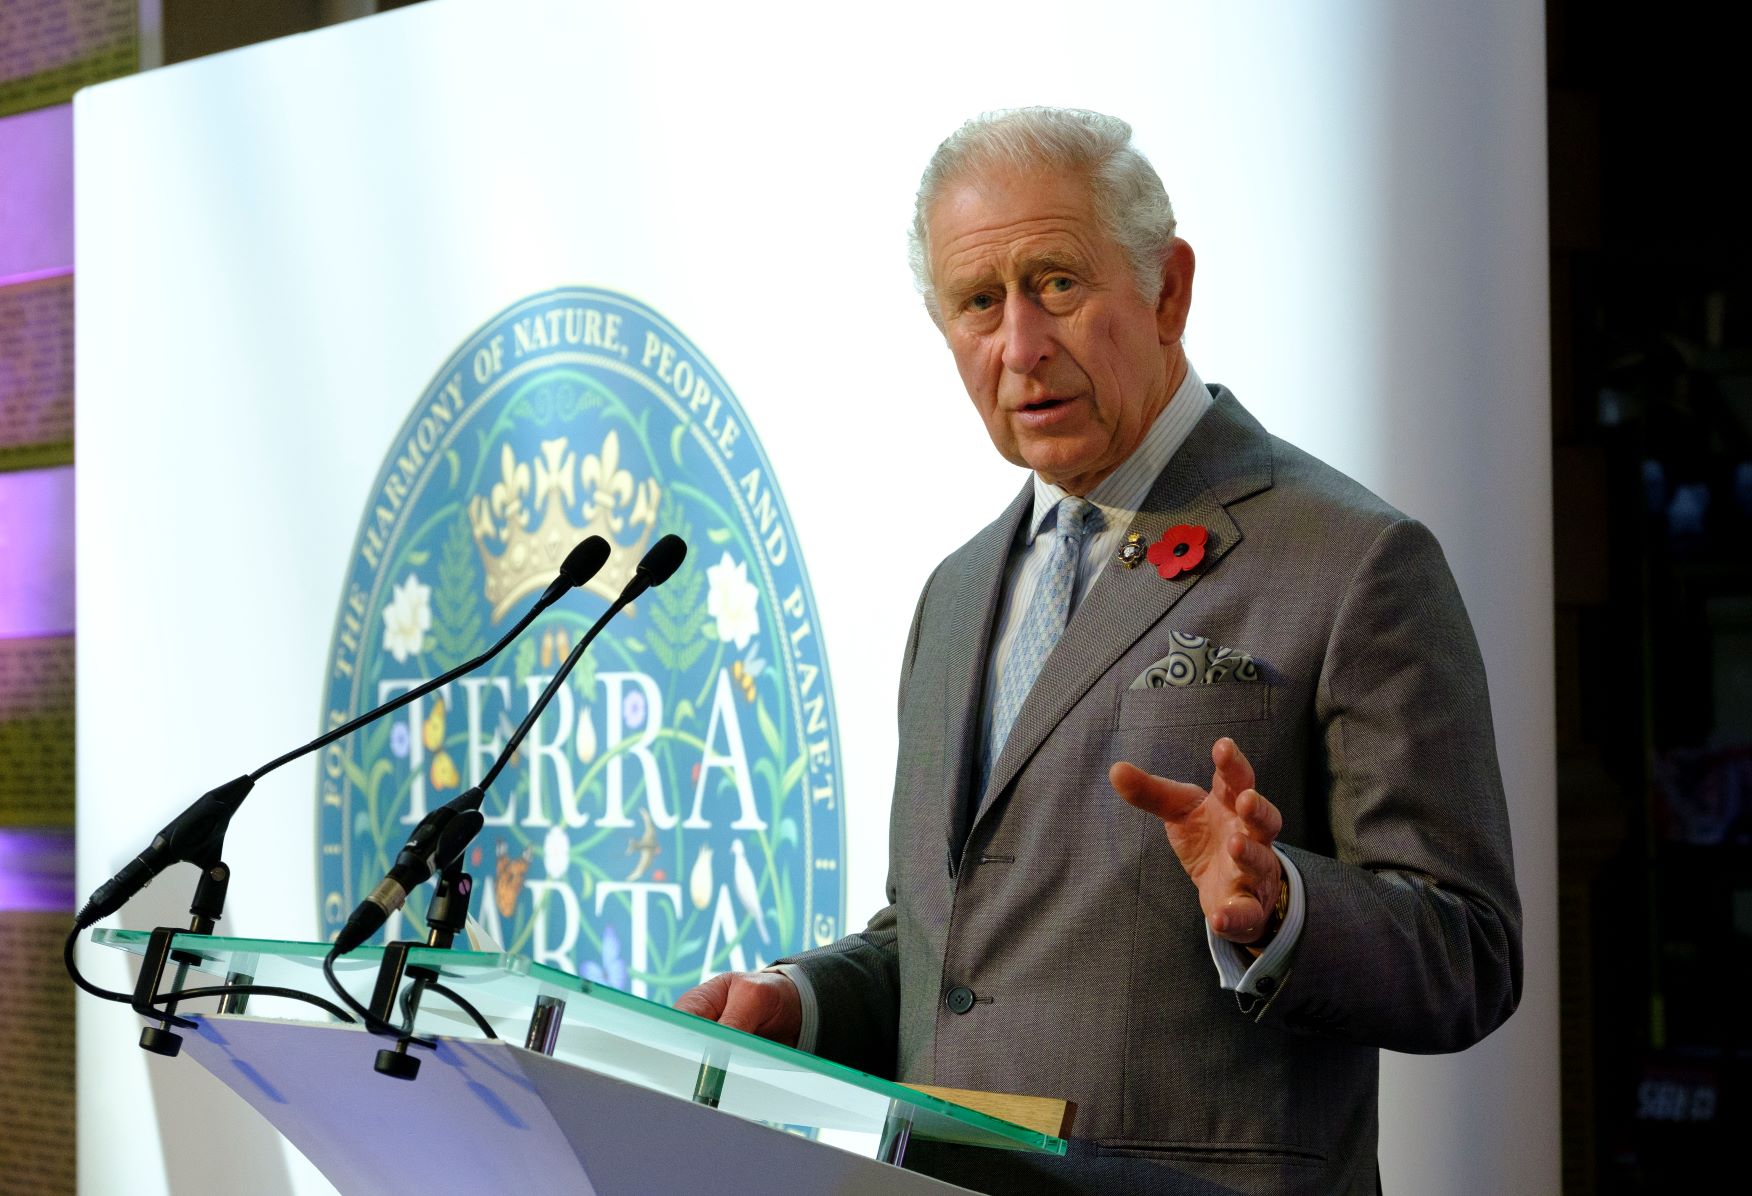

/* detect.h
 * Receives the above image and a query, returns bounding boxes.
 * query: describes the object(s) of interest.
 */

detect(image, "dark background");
[1549,0,1752,1188]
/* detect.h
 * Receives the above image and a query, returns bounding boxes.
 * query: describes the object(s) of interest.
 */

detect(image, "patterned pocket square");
[1130,632,1260,688]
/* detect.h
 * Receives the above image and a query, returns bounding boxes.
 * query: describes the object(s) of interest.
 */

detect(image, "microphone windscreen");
[559,536,612,585]
[635,534,688,588]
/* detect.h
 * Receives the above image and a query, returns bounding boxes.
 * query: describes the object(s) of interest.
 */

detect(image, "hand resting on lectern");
[676,969,803,1047]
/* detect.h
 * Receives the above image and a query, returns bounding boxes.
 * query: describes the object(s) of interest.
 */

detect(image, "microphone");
[630,534,687,594]
[539,535,613,603]
[332,787,484,954]
[248,534,610,785]
[333,534,689,955]
[72,537,610,933]
[74,775,254,930]
[481,535,687,793]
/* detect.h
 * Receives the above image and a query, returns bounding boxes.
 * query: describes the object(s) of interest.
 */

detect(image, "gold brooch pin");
[1118,532,1146,569]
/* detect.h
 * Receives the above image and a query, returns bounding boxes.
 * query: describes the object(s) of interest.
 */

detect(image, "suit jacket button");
[945,985,976,1014]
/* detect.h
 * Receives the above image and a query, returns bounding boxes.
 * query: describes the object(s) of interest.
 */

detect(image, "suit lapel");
[940,482,1032,859]
[971,390,1275,833]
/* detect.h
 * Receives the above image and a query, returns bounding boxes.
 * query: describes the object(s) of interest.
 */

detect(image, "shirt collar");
[1025,360,1213,543]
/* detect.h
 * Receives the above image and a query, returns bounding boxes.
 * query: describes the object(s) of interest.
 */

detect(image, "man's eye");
[1044,276,1075,293]
[966,293,997,312]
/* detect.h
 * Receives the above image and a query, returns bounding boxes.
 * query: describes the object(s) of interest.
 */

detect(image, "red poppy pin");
[1146,524,1208,579]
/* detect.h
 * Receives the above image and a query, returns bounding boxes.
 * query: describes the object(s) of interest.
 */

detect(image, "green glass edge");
[406,947,1066,1154]
[94,930,1068,1156]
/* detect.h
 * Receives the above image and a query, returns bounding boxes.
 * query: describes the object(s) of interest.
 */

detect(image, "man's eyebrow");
[1022,251,1086,277]
[938,252,1090,307]
[936,270,998,308]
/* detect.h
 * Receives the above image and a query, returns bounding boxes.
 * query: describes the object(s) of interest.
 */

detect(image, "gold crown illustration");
[468,431,661,621]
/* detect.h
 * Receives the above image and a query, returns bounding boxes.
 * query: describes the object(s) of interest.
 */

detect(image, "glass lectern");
[98,930,1066,1194]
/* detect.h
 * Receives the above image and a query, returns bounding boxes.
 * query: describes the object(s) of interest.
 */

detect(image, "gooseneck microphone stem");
[249,545,604,784]
[331,537,687,956]
[482,591,629,791]
[482,534,688,797]
[330,536,688,955]
[71,537,611,937]
[326,535,686,1077]
[68,540,611,1057]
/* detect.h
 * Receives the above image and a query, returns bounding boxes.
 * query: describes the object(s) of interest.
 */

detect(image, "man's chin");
[1023,453,1115,495]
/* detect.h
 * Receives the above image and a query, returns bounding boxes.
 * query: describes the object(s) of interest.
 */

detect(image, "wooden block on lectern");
[901,1084,1077,1139]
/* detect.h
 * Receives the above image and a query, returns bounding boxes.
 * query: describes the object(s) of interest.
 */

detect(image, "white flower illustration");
[381,573,432,663]
[706,551,760,649]
[543,825,570,881]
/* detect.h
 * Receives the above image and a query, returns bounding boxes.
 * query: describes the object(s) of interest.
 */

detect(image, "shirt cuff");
[1207,846,1304,997]
[764,962,820,1054]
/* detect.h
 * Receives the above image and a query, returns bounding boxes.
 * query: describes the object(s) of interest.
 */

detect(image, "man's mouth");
[1020,396,1071,413]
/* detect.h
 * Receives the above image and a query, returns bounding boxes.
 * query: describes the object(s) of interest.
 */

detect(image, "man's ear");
[1155,238,1196,344]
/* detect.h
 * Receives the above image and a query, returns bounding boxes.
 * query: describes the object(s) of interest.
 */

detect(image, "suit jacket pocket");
[1116,682,1269,730]
[1094,1139,1327,1168]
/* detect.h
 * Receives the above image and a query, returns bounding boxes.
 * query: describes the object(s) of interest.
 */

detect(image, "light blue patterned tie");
[983,497,1102,789]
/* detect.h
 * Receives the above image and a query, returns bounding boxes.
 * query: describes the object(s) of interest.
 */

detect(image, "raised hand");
[1109,737,1285,945]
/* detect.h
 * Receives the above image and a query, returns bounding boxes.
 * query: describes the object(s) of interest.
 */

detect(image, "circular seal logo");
[316,287,845,1002]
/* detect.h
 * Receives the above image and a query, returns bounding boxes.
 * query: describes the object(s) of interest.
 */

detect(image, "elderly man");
[679,107,1521,1193]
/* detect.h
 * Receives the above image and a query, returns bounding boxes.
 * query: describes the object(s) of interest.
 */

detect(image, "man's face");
[926,168,1191,495]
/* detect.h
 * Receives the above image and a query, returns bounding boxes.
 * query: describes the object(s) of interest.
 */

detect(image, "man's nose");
[1000,297,1055,374]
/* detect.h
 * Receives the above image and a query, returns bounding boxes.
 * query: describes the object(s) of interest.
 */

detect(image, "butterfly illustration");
[422,698,446,752]
[429,751,459,791]
[494,840,534,919]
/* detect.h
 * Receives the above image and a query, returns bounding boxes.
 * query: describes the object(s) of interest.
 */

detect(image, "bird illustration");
[689,844,714,911]
[626,809,660,880]
[729,840,768,942]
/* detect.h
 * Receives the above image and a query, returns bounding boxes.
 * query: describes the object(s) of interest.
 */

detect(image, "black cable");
[420,981,498,1039]
[145,984,358,1024]
[64,924,134,1005]
[397,971,498,1041]
[323,948,433,1046]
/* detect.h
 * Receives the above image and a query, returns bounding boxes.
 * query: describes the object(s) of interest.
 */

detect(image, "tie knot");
[1057,497,1101,543]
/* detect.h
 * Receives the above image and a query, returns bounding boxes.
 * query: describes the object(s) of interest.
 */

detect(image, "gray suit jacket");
[785,389,1522,1194]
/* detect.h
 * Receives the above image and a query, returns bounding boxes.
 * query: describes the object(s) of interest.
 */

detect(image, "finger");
[718,972,803,1045]
[717,974,779,1033]
[1235,789,1283,843]
[1210,738,1256,806]
[714,980,777,1036]
[1227,830,1279,883]
[674,972,732,1020]
[1211,892,1268,940]
[1110,761,1207,822]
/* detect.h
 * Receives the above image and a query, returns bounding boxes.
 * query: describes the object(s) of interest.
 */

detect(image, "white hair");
[908,107,1178,317]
